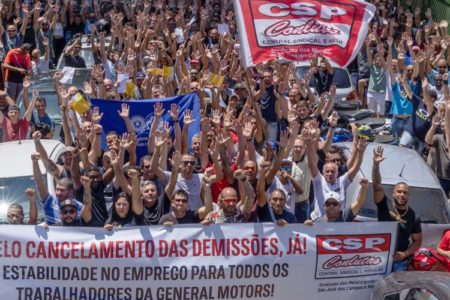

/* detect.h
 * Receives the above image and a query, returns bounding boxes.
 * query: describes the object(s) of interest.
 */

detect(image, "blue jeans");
[295,201,310,223]
[391,117,408,145]
[392,259,408,272]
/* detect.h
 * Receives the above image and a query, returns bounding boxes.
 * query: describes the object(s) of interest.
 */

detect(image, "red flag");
[234,0,376,67]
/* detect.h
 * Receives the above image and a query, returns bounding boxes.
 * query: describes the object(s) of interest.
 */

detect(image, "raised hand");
[432,114,442,127]
[127,168,139,180]
[170,150,182,169]
[25,188,36,200]
[373,145,385,164]
[278,130,289,149]
[233,169,246,181]
[183,109,195,126]
[211,109,222,128]
[23,76,31,89]
[328,111,339,128]
[83,82,93,95]
[154,132,167,148]
[91,106,103,123]
[31,152,41,161]
[356,137,368,153]
[243,122,255,139]
[80,176,92,188]
[32,131,42,140]
[118,103,130,119]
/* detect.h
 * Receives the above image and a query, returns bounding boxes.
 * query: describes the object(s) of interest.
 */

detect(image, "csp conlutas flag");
[233,0,376,67]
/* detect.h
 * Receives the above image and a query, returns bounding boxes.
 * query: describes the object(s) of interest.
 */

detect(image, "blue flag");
[90,93,201,161]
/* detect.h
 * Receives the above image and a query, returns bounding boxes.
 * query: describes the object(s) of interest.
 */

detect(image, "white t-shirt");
[310,172,351,220]
[32,56,49,75]
[164,171,204,210]
[266,176,297,214]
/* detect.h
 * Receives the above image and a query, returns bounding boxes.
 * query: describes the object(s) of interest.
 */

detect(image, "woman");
[104,169,145,230]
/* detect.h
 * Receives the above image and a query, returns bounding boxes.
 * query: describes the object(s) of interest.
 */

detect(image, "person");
[3,43,32,100]
[425,108,450,196]
[133,151,181,225]
[63,36,86,68]
[0,90,35,142]
[30,95,55,139]
[304,129,367,221]
[7,188,37,225]
[305,178,368,224]
[30,36,50,75]
[372,145,422,271]
[437,229,450,271]
[159,172,213,225]
[50,176,92,227]
[365,37,387,118]
[0,14,28,54]
[257,161,297,225]
[31,152,83,225]
[104,168,146,230]
[202,169,255,224]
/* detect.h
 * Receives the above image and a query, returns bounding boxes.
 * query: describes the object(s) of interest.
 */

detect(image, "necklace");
[389,206,408,224]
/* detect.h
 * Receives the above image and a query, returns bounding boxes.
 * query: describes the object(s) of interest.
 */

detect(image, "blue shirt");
[390,81,413,116]
[41,194,83,225]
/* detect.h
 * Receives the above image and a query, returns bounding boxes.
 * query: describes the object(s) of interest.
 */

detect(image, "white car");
[0,140,66,223]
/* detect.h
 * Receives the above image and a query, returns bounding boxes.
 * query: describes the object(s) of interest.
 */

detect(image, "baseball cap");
[357,125,375,142]
[324,191,340,202]
[59,199,78,210]
[41,19,49,25]
[412,45,420,51]
[61,146,76,154]
[136,71,146,80]
[190,59,200,65]
[8,104,20,112]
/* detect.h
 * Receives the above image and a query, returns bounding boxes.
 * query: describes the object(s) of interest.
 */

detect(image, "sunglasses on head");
[280,167,292,173]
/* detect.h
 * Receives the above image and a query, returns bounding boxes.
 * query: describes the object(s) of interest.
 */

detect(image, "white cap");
[324,191,340,202]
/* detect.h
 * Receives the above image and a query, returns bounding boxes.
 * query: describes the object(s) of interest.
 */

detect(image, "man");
[133,151,180,225]
[31,152,83,225]
[34,18,55,65]
[3,43,32,100]
[0,93,35,142]
[202,170,255,224]
[257,161,297,225]
[52,175,92,227]
[289,136,311,223]
[63,36,86,68]
[77,166,114,227]
[30,96,54,139]
[255,70,278,141]
[305,130,367,221]
[31,36,50,75]
[159,176,213,225]
[0,14,28,54]
[399,78,435,154]
[305,178,368,224]
[312,56,334,96]
[372,145,422,271]
[152,135,222,210]
[7,188,37,225]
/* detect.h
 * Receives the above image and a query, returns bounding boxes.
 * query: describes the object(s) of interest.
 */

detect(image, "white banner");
[0,223,397,300]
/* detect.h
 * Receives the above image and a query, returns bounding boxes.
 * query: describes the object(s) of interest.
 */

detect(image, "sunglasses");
[62,208,76,215]
[222,199,238,205]
[183,161,195,166]
[325,202,339,207]
[280,167,292,173]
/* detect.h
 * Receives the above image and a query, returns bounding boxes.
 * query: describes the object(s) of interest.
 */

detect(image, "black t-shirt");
[405,92,433,141]
[256,202,297,223]
[314,207,355,223]
[159,209,200,225]
[143,192,171,225]
[314,70,334,96]
[64,54,86,68]
[76,182,108,227]
[259,85,277,123]
[106,212,146,227]
[376,196,421,252]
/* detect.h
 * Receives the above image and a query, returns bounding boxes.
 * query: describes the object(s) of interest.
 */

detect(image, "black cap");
[59,199,78,210]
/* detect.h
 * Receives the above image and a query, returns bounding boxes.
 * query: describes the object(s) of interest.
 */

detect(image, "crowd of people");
[1,0,450,272]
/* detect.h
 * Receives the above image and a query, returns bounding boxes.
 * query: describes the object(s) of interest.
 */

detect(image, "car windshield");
[296,67,351,89]
[354,183,448,224]
[0,176,46,224]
